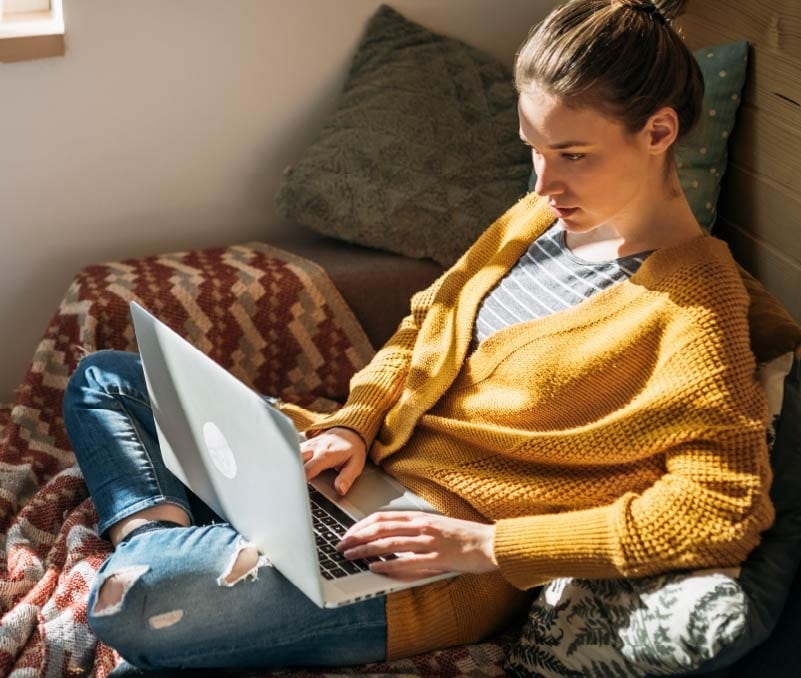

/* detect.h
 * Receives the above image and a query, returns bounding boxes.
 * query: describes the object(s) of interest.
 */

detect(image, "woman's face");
[518,84,659,235]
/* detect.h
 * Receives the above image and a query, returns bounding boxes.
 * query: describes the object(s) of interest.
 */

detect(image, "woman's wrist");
[485,523,499,570]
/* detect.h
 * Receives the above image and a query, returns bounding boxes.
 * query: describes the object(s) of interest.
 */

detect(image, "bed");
[1,0,799,676]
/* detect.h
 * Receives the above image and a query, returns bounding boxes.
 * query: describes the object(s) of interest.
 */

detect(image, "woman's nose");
[533,158,563,198]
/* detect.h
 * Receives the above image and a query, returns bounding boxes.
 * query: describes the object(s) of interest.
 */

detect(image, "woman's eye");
[562,153,585,161]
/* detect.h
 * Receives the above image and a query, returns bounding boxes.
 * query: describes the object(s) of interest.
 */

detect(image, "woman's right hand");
[300,427,367,495]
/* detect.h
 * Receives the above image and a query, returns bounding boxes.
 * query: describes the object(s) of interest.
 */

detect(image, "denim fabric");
[63,350,386,670]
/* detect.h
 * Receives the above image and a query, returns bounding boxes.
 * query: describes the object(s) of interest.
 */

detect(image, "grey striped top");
[472,221,652,346]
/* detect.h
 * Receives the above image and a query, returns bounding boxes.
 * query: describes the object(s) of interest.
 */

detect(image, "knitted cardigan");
[284,193,774,660]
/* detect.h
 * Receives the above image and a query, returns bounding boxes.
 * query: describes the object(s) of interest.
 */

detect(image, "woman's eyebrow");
[518,134,591,149]
[549,140,590,149]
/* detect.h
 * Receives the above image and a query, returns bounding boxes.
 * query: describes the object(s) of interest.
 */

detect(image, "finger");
[337,526,429,554]
[342,511,423,536]
[333,454,365,495]
[303,449,349,481]
[340,513,429,544]
[341,537,437,561]
[368,554,447,581]
[299,438,327,459]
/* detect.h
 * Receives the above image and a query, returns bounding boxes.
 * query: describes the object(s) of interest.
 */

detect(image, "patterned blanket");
[0,243,510,677]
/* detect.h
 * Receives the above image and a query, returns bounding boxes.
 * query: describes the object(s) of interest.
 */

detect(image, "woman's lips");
[550,205,578,219]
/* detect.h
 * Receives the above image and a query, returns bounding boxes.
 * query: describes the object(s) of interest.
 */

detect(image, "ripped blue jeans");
[62,350,386,671]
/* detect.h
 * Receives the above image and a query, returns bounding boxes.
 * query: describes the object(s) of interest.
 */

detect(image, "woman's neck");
[565,180,704,262]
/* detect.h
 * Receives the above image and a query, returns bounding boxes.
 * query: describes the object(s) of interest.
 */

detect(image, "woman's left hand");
[336,511,498,581]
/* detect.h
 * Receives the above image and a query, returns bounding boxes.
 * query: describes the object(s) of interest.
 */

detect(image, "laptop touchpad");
[311,465,440,519]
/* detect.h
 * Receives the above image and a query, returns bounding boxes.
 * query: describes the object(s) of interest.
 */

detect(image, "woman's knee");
[88,562,156,666]
[88,556,195,669]
[87,527,271,668]
[64,350,145,414]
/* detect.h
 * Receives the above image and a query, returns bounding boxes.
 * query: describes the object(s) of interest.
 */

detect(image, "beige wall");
[0,0,557,402]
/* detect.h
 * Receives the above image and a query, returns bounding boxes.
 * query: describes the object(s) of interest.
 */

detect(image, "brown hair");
[515,0,704,151]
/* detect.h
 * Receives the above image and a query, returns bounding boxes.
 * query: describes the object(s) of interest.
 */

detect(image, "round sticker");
[202,421,237,479]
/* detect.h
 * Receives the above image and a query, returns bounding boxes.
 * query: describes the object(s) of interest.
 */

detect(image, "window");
[0,0,65,62]
[4,0,52,14]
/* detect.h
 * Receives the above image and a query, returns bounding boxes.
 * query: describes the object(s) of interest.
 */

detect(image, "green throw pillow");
[274,5,531,267]
[526,41,748,231]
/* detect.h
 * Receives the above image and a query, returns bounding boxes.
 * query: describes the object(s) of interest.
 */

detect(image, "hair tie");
[636,2,668,26]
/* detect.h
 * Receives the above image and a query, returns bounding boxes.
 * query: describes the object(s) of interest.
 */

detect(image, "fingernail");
[336,481,348,494]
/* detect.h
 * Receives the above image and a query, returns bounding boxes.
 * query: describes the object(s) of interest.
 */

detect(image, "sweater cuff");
[304,369,403,446]
[494,508,623,590]
[307,404,382,448]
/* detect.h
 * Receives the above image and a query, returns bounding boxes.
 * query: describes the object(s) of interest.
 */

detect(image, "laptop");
[130,301,456,608]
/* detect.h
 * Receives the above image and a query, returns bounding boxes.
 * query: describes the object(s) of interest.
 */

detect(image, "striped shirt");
[472,221,652,346]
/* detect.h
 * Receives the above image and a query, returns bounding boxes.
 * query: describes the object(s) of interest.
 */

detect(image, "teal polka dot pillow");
[527,41,749,231]
[678,41,749,230]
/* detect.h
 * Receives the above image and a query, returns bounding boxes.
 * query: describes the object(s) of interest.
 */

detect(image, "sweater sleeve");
[494,426,773,589]
[306,272,447,448]
[494,265,775,589]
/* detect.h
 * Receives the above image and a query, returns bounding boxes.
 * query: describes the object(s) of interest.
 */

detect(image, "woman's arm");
[308,273,446,444]
[334,415,771,584]
[299,272,449,490]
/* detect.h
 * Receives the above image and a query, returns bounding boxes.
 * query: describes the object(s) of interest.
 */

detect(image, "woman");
[63,0,773,671]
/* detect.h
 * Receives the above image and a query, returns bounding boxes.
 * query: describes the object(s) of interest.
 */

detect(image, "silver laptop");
[130,301,455,607]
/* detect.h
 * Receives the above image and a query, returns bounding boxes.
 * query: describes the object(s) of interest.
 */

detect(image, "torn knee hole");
[219,543,269,586]
[93,565,149,617]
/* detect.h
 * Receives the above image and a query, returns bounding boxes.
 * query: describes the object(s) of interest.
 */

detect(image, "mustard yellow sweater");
[285,193,775,660]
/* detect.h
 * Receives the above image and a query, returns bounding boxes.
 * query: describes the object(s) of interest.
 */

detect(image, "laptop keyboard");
[308,486,394,580]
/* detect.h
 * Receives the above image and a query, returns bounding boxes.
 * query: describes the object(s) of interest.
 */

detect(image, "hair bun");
[615,0,687,24]
[650,0,688,23]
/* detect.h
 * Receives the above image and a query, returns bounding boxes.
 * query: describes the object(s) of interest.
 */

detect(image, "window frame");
[0,0,65,62]
[4,0,52,14]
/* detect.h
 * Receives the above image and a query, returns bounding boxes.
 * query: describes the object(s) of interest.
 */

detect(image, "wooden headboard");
[678,0,801,323]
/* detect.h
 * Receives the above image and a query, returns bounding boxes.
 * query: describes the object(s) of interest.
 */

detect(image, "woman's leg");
[63,350,194,542]
[63,350,386,668]
[89,524,386,669]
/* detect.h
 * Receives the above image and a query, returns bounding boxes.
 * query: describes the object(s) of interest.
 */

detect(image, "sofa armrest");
[58,242,374,407]
[268,225,444,349]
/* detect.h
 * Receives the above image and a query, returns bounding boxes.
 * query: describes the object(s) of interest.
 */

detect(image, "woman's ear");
[644,107,680,154]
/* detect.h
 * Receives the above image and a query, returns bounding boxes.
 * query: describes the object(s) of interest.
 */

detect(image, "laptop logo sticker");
[202,422,237,479]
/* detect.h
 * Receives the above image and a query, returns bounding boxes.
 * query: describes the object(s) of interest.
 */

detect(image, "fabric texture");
[284,192,786,660]
[274,4,531,266]
[506,352,801,677]
[1,243,510,677]
[526,41,749,231]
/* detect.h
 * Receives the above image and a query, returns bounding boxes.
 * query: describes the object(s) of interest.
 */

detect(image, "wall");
[680,0,801,325]
[0,0,558,402]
